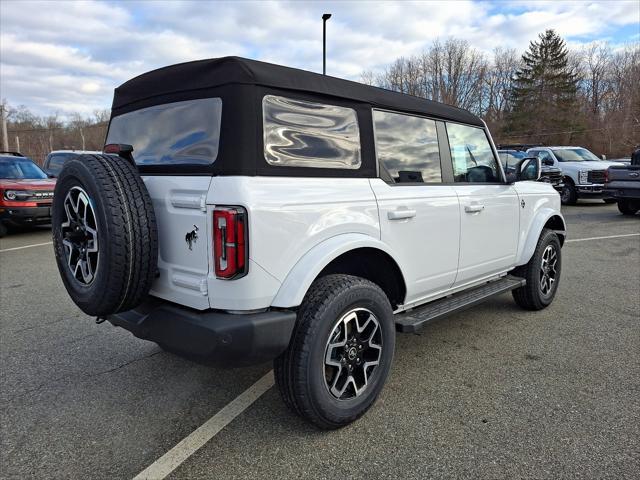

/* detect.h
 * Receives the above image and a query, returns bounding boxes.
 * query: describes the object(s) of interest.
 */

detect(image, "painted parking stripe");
[566,233,639,243]
[0,241,53,253]
[132,370,275,480]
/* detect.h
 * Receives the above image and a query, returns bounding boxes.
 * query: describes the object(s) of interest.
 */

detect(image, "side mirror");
[516,157,541,182]
[601,154,607,160]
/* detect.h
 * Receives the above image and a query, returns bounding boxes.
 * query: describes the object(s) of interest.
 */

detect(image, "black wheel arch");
[316,247,406,310]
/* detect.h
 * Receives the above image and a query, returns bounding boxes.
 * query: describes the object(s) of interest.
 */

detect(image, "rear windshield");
[106,98,222,166]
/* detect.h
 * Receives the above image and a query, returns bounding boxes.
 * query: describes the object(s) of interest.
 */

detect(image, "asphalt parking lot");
[1,201,639,479]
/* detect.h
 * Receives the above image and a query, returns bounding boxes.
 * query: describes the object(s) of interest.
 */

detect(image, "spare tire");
[52,154,158,317]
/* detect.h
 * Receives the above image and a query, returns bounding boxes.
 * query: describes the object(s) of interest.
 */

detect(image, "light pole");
[322,13,331,75]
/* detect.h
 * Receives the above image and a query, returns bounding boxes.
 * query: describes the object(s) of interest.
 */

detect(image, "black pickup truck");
[604,150,640,215]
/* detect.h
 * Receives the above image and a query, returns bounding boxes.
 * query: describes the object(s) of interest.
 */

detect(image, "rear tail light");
[213,206,248,279]
[604,168,609,183]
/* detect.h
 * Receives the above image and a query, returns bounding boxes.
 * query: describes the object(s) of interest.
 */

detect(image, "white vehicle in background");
[43,150,102,177]
[526,146,624,205]
[51,57,566,429]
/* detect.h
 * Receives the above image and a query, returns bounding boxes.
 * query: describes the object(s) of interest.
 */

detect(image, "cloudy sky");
[1,0,638,117]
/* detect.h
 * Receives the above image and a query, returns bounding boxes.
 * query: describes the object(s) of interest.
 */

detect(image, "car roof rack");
[0,151,25,157]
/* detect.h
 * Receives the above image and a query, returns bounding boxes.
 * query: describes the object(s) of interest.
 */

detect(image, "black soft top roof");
[112,56,483,127]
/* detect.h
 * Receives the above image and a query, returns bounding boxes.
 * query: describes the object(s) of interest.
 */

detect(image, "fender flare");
[516,209,566,266]
[271,233,404,308]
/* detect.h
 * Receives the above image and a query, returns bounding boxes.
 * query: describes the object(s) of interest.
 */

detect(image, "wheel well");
[544,215,566,245]
[318,247,406,309]
[562,176,574,185]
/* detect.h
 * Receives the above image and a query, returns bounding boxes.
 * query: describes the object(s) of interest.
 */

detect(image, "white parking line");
[132,370,275,480]
[566,233,639,243]
[0,241,53,253]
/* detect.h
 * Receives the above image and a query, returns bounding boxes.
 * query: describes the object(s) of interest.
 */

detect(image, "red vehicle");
[0,153,56,237]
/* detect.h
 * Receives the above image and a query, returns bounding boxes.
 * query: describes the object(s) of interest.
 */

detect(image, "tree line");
[3,30,638,165]
[362,30,639,157]
[1,104,110,165]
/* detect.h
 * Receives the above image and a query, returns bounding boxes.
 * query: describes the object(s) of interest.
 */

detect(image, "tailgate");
[142,176,213,310]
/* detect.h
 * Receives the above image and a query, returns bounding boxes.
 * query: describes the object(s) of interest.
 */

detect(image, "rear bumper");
[604,185,640,200]
[0,205,52,226]
[107,297,296,366]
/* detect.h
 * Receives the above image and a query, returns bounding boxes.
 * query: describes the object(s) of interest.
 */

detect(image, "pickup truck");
[527,146,623,205]
[605,155,640,215]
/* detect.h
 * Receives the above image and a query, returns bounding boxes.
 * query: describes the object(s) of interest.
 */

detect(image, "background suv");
[0,152,56,237]
[43,150,102,177]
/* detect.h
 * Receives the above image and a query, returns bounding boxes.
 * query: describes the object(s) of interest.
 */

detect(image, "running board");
[395,275,526,333]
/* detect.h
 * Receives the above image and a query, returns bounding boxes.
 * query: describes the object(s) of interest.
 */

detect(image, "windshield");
[106,98,222,166]
[552,148,600,162]
[0,157,48,179]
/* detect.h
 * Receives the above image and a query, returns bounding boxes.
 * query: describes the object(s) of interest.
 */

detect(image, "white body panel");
[143,176,212,310]
[453,184,520,285]
[143,173,563,313]
[143,173,564,312]
[368,178,460,303]
[205,177,379,310]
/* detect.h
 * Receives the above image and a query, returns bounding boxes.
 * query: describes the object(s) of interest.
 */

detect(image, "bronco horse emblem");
[185,225,199,250]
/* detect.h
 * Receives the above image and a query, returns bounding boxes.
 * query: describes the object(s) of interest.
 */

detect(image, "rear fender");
[271,233,402,308]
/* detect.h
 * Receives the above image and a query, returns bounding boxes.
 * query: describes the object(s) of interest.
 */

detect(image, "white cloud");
[0,0,638,117]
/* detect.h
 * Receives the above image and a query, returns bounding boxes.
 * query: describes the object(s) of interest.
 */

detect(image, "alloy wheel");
[61,186,99,285]
[323,308,382,400]
[539,244,558,296]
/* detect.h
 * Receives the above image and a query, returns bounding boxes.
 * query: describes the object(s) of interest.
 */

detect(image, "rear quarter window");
[106,98,222,166]
[262,95,361,169]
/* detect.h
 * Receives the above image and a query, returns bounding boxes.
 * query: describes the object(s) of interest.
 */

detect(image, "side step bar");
[395,275,526,333]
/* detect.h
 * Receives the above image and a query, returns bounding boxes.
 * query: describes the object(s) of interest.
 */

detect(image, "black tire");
[274,274,395,429]
[560,181,577,205]
[617,199,639,215]
[512,229,562,310]
[603,198,617,204]
[52,154,158,317]
[0,222,7,238]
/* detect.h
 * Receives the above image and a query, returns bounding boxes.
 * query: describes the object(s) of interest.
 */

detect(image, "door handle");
[388,209,416,220]
[464,204,485,213]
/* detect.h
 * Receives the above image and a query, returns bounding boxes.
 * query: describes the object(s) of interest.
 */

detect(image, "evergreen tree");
[509,30,580,143]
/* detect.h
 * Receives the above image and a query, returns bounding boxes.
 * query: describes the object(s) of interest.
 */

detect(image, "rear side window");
[373,110,442,183]
[106,98,222,166]
[446,123,501,183]
[262,95,361,169]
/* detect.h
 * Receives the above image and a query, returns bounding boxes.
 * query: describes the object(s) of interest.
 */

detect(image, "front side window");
[373,110,442,183]
[536,151,554,164]
[106,98,222,166]
[499,151,525,171]
[263,95,361,169]
[446,123,501,183]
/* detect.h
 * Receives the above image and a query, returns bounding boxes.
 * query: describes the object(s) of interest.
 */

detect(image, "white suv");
[527,146,623,205]
[51,57,566,429]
